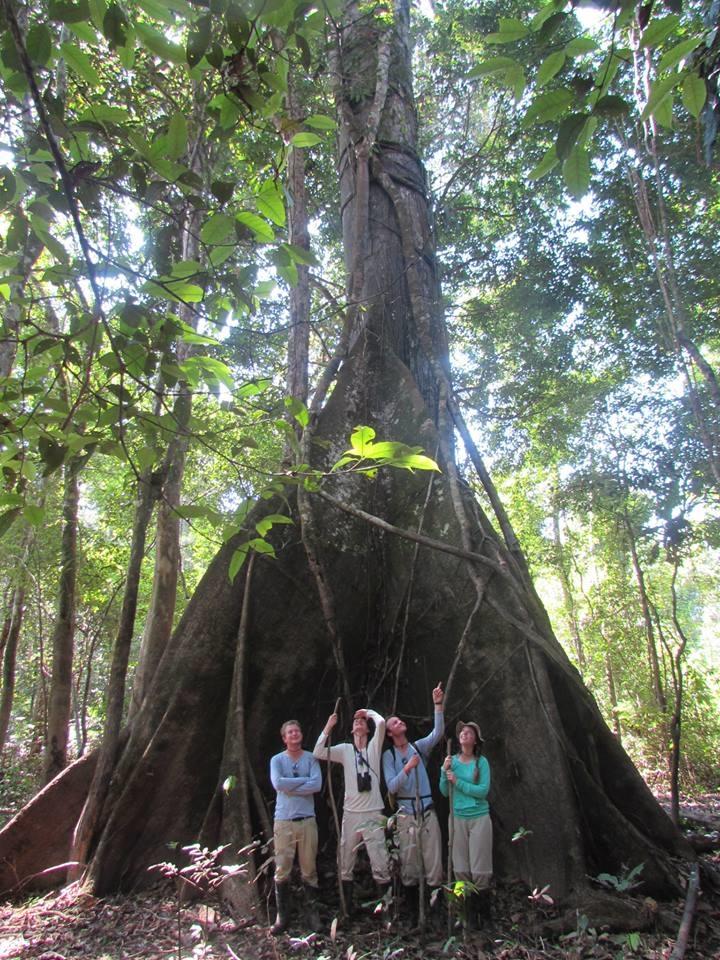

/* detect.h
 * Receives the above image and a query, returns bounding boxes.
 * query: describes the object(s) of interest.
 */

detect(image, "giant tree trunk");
[1,0,691,905]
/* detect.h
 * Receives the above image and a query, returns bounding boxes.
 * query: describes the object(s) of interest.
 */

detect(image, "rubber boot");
[476,888,491,926]
[303,883,320,931]
[270,881,292,935]
[462,891,478,932]
[401,884,419,928]
[341,880,354,919]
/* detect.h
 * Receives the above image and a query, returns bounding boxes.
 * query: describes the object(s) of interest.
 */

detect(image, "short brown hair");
[280,719,301,737]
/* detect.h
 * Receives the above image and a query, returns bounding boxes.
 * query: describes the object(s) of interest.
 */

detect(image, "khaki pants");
[451,815,492,888]
[273,817,318,885]
[395,809,443,887]
[340,809,390,883]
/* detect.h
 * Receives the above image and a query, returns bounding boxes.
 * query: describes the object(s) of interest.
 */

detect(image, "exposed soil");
[1,795,718,960]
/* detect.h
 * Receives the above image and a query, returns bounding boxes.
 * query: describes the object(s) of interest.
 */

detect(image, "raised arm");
[313,712,345,762]
[416,682,445,755]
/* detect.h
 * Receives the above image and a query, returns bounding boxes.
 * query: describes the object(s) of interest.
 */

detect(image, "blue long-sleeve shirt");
[382,709,444,814]
[270,749,321,820]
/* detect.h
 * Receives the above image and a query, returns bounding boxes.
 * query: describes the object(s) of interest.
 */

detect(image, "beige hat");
[456,720,484,743]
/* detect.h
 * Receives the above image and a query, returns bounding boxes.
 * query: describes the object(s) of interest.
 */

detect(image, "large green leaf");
[562,146,590,198]
[681,73,706,118]
[166,111,188,159]
[236,211,275,243]
[200,213,235,245]
[523,88,574,126]
[135,22,185,63]
[60,42,101,85]
[537,51,565,87]
[485,18,528,44]
[640,14,680,49]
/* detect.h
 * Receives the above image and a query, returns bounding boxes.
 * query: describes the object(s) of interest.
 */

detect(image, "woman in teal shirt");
[439,721,492,926]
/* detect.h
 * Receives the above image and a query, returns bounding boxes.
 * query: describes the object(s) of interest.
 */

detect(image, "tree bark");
[43,459,81,783]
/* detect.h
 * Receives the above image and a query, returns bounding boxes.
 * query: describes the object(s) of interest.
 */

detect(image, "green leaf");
[27,24,53,67]
[639,14,680,49]
[103,2,128,48]
[236,211,275,243]
[211,179,235,204]
[187,14,211,67]
[24,502,48,527]
[537,51,565,86]
[200,213,235,245]
[256,179,286,226]
[522,88,574,126]
[238,378,271,397]
[657,37,700,73]
[391,453,440,472]
[565,37,598,57]
[305,113,335,130]
[229,544,249,581]
[282,242,317,266]
[506,64,526,101]
[528,145,559,180]
[654,92,674,128]
[592,95,631,117]
[166,111,188,159]
[640,72,681,121]
[142,278,204,302]
[248,537,275,556]
[681,73,706,118]
[284,395,309,427]
[468,56,518,78]
[136,0,176,23]
[349,425,376,455]
[0,508,21,539]
[60,42,101,85]
[49,0,91,23]
[556,112,591,160]
[256,513,293,537]
[136,22,185,63]
[530,2,563,32]
[562,146,590,198]
[485,18,528,44]
[290,132,322,148]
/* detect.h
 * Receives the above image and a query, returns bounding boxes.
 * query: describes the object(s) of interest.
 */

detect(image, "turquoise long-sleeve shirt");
[439,754,490,818]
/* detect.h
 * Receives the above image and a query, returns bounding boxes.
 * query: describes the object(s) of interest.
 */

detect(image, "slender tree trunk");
[68,469,157,878]
[0,575,27,755]
[43,459,81,783]
[623,512,666,712]
[551,500,585,672]
[130,97,208,711]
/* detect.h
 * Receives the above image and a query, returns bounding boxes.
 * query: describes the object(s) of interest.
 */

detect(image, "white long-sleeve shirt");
[313,709,385,813]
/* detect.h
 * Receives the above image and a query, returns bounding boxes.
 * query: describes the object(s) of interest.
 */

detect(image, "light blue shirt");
[383,709,444,814]
[270,750,321,821]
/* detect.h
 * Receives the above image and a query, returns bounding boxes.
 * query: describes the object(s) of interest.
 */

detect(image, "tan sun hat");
[455,720,484,743]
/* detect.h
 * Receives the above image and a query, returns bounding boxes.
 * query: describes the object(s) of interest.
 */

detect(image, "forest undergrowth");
[0,795,718,960]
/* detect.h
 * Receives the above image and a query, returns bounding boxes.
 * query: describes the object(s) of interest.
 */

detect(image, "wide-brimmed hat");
[456,720,484,743]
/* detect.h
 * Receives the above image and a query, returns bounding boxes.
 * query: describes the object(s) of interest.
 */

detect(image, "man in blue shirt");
[269,719,322,935]
[383,683,445,921]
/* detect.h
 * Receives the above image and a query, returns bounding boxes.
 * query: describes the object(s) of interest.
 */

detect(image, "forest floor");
[0,794,718,960]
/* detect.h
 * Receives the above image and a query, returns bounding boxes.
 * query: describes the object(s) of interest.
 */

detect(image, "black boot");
[476,888,491,926]
[462,891,478,931]
[341,880,354,918]
[303,883,320,931]
[270,881,292,935]
[401,884,419,928]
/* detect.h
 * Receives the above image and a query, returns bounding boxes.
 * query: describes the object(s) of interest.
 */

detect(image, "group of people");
[268,683,492,935]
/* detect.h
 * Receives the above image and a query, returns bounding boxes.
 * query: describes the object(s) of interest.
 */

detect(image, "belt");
[398,802,434,815]
[290,816,314,822]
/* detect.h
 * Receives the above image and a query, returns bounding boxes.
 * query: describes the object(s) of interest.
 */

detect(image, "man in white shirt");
[314,707,390,912]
